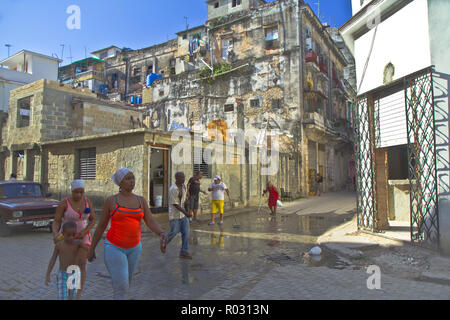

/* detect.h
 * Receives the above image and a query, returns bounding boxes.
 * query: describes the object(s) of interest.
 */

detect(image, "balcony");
[332,80,345,95]
[305,50,320,72]
[0,67,36,84]
[75,70,104,82]
[265,39,280,50]
[319,63,328,78]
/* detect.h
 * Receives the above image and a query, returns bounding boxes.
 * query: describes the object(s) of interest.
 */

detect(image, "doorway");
[148,145,170,213]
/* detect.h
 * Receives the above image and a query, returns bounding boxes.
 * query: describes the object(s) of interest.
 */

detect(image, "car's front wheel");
[0,217,12,237]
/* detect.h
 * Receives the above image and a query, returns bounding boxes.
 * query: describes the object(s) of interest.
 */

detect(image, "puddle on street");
[143,209,356,289]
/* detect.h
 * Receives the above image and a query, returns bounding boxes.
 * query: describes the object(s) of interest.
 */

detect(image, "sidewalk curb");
[317,218,450,284]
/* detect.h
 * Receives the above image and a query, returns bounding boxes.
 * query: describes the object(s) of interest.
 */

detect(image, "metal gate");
[353,66,439,249]
[405,70,439,249]
[353,97,376,231]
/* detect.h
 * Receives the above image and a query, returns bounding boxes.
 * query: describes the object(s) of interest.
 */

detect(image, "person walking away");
[87,168,167,300]
[315,173,323,196]
[165,172,192,259]
[186,171,207,223]
[52,179,95,299]
[46,221,88,300]
[208,176,231,225]
[263,181,279,216]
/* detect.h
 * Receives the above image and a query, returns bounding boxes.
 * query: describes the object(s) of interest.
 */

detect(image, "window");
[222,38,232,60]
[0,183,42,199]
[159,90,165,97]
[78,148,96,180]
[214,2,219,8]
[250,99,260,108]
[193,149,211,178]
[224,104,234,112]
[133,67,141,76]
[265,27,279,41]
[183,34,187,40]
[111,73,118,89]
[272,99,281,109]
[232,0,241,8]
[265,27,279,50]
[17,96,32,128]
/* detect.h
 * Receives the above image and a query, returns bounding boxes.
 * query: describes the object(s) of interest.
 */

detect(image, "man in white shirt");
[166,172,192,259]
[208,175,231,225]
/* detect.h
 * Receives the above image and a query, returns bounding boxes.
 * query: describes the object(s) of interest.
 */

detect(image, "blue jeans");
[167,217,190,254]
[104,239,142,300]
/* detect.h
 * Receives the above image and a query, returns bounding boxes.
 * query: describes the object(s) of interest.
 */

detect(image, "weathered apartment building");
[100,0,356,201]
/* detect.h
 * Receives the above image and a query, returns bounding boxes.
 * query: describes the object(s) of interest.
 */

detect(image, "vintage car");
[0,181,59,237]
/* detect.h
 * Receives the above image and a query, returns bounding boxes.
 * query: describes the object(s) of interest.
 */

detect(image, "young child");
[45,221,88,300]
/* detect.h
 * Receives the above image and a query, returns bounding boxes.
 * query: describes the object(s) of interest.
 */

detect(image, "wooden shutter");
[193,149,211,178]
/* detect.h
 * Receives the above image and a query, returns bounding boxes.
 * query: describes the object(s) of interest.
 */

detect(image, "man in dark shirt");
[186,171,207,222]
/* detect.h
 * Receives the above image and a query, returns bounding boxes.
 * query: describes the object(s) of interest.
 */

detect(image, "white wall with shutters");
[375,90,408,148]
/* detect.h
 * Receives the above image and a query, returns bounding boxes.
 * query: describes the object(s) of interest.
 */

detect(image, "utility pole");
[184,16,189,30]
[5,44,12,57]
[67,45,73,64]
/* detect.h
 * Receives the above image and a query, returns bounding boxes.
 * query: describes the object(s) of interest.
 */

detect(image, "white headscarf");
[71,179,85,191]
[111,168,133,186]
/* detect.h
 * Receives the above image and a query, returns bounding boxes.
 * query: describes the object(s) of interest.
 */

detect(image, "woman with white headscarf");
[88,168,168,300]
[52,179,96,300]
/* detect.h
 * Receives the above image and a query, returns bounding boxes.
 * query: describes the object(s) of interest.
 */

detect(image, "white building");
[341,0,450,254]
[0,50,61,112]
[91,46,121,60]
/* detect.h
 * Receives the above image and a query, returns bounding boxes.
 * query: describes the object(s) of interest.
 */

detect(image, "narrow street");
[0,192,449,300]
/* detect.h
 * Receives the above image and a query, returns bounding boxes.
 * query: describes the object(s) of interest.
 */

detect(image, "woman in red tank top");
[263,181,280,216]
[87,168,168,300]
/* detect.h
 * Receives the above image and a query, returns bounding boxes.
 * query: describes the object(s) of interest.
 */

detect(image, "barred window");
[193,149,211,178]
[78,148,96,180]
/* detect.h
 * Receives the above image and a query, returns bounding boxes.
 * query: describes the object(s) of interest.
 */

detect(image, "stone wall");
[43,133,146,208]
[81,101,143,136]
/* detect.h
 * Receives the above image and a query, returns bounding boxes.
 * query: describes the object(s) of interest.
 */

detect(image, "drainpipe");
[297,1,306,195]
[125,57,129,101]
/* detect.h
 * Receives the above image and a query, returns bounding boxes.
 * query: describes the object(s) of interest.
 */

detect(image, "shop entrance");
[148,145,170,213]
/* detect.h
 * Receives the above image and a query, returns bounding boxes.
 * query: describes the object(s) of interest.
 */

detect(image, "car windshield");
[0,184,43,199]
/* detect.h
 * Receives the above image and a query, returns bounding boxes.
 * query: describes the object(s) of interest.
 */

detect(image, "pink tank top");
[60,197,92,246]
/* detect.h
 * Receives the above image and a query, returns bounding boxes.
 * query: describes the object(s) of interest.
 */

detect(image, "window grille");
[78,148,96,180]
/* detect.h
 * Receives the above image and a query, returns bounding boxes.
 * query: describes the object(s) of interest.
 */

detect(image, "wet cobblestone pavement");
[1,192,449,300]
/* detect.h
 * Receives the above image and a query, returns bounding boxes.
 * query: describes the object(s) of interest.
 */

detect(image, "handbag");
[277,200,283,207]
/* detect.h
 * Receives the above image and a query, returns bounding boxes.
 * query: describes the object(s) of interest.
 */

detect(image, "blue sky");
[0,0,352,66]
